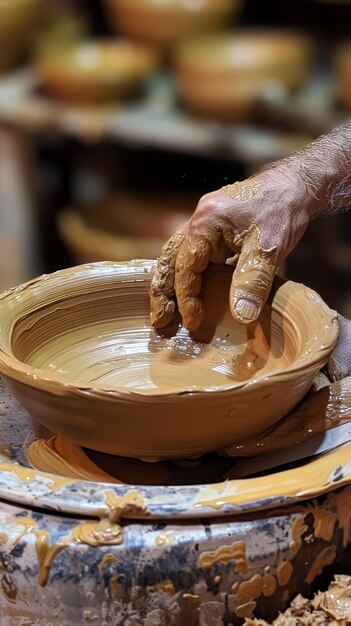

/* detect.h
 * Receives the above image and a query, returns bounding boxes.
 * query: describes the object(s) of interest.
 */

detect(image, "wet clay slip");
[0,261,338,460]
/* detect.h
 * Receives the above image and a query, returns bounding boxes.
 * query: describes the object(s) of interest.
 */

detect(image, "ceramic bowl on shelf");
[0,0,41,73]
[0,261,338,460]
[104,0,241,49]
[36,39,159,104]
[58,190,195,262]
[175,30,311,121]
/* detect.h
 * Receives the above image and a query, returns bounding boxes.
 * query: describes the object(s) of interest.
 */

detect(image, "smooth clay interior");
[9,264,298,395]
[0,261,337,461]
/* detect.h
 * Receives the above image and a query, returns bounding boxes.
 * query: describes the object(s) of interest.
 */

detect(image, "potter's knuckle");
[196,196,216,216]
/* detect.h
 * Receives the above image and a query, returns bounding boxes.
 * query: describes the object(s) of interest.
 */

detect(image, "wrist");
[269,160,331,219]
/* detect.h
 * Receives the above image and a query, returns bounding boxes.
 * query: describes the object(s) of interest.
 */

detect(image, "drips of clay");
[0,261,338,460]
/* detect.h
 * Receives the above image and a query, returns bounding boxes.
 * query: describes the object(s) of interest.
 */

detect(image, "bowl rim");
[0,260,339,399]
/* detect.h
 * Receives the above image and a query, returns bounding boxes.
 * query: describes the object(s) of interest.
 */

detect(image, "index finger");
[230,225,279,325]
[150,230,185,328]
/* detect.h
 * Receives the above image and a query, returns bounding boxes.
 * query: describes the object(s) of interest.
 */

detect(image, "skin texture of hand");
[150,168,315,330]
[151,121,351,331]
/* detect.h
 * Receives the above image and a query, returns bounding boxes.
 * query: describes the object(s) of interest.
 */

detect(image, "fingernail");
[234,299,259,322]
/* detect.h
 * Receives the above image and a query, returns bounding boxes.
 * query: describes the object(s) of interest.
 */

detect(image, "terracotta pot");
[175,31,311,122]
[0,0,41,73]
[36,39,159,104]
[104,0,240,49]
[58,190,195,262]
[0,261,338,460]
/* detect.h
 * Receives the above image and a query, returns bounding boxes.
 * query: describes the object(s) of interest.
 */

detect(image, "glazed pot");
[0,261,338,460]
[0,0,41,73]
[58,190,195,262]
[36,39,159,104]
[175,31,311,122]
[104,0,240,49]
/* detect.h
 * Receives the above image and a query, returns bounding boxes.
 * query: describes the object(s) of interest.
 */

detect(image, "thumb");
[230,226,279,325]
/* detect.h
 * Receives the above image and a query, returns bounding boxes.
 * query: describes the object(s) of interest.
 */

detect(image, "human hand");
[150,167,317,331]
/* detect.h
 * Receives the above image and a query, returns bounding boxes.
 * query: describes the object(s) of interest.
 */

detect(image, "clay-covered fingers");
[327,316,351,381]
[230,226,279,325]
[174,235,215,331]
[150,230,185,328]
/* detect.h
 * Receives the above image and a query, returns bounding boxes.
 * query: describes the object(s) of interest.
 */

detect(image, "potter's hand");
[150,169,315,330]
[151,121,351,330]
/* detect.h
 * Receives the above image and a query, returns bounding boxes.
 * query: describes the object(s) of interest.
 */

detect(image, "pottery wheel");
[1,377,351,624]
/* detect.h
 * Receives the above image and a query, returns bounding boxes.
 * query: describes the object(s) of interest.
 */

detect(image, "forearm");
[268,121,351,217]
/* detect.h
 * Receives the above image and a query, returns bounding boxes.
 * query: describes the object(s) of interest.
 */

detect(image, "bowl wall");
[0,261,338,459]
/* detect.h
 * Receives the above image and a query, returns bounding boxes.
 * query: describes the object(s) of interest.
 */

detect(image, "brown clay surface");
[0,261,338,459]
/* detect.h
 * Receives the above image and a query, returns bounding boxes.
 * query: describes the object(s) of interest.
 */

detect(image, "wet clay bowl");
[104,0,240,50]
[0,0,41,73]
[36,39,159,105]
[175,31,311,121]
[58,190,195,262]
[0,261,338,460]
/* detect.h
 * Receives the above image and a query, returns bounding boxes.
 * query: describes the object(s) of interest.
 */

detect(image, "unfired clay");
[0,260,338,460]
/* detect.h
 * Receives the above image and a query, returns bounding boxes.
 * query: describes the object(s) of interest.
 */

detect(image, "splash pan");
[0,260,338,460]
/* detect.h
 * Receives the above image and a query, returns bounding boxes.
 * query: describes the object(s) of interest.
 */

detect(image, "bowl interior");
[4,262,311,396]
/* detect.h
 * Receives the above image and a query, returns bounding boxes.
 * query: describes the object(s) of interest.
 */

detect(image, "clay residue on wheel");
[244,575,351,625]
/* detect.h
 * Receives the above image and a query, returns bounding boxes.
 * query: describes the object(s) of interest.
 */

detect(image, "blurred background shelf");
[0,0,351,316]
[0,69,320,159]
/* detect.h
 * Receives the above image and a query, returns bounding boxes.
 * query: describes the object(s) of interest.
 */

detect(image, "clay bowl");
[175,31,311,121]
[36,39,159,104]
[0,0,41,73]
[58,190,195,262]
[0,261,338,461]
[104,0,240,49]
